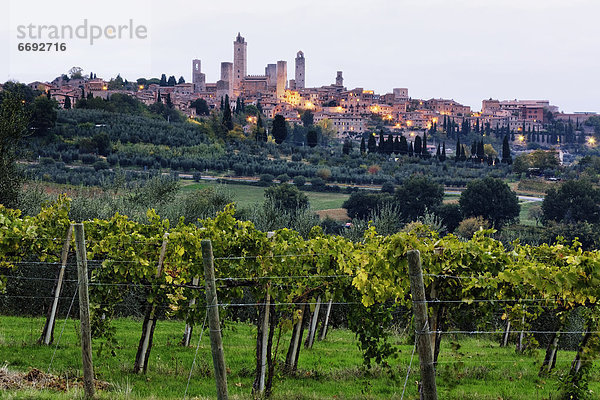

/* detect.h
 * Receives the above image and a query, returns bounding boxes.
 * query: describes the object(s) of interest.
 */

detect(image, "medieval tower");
[295,51,305,90]
[192,59,206,92]
[233,33,247,94]
[276,60,287,99]
[336,71,344,87]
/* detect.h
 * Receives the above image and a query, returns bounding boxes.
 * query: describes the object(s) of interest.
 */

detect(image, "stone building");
[276,60,287,99]
[233,33,247,94]
[295,51,305,90]
[192,59,206,92]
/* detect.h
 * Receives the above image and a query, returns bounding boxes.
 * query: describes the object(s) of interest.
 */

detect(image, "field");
[180,181,350,212]
[0,316,597,399]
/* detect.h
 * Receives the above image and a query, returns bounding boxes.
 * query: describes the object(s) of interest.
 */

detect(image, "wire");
[215,274,350,281]
[184,311,208,400]
[48,286,78,374]
[401,330,418,400]
[415,298,566,304]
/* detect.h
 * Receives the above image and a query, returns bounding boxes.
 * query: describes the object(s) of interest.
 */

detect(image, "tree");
[30,96,58,135]
[440,142,447,162]
[69,66,83,79]
[190,98,210,116]
[222,95,233,131]
[459,177,520,228]
[399,135,408,155]
[360,137,366,155]
[501,135,512,164]
[306,128,318,147]
[0,92,29,208]
[343,191,391,220]
[167,75,177,86]
[301,110,314,127]
[542,180,600,224]
[63,96,71,109]
[394,175,444,222]
[264,183,309,215]
[272,114,288,144]
[160,74,167,86]
[342,139,352,155]
[378,130,385,153]
[178,76,185,84]
[367,134,377,153]
[422,132,429,157]
[414,135,422,155]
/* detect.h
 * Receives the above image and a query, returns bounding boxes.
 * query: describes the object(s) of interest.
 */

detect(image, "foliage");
[0,92,30,208]
[542,180,600,224]
[263,183,309,215]
[394,175,444,222]
[455,216,491,239]
[459,177,520,228]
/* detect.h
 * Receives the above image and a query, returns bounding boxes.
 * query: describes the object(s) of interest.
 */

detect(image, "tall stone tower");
[265,64,277,88]
[192,59,206,92]
[336,71,344,87]
[217,62,233,101]
[295,51,305,90]
[233,33,247,93]
[276,60,287,99]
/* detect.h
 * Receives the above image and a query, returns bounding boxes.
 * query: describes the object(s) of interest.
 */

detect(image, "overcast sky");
[2,0,599,112]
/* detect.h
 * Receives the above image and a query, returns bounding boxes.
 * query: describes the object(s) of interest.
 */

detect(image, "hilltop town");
[10,32,598,155]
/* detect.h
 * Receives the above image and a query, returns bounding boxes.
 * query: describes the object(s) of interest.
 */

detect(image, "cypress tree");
[422,132,428,157]
[455,138,461,162]
[408,141,414,157]
[367,134,377,153]
[477,140,484,160]
[378,130,385,153]
[386,134,394,155]
[399,135,408,155]
[501,135,512,164]
[360,137,366,155]
[441,142,447,162]
[393,136,400,154]
[63,96,71,109]
[222,94,233,131]
[414,135,422,156]
[436,144,440,158]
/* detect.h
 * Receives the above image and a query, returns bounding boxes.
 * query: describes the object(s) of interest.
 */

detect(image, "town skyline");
[2,0,600,113]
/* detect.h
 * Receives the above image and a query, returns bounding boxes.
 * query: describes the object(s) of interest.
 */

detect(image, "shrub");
[259,174,275,185]
[456,216,490,239]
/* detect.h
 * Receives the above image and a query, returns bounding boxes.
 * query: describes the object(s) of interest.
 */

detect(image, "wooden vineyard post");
[257,231,274,394]
[319,299,333,341]
[41,224,73,345]
[306,296,321,349]
[202,239,228,400]
[407,249,438,400]
[134,232,169,374]
[182,275,200,347]
[74,223,95,399]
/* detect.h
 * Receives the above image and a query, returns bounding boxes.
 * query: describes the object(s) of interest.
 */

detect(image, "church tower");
[233,33,247,94]
[295,51,305,90]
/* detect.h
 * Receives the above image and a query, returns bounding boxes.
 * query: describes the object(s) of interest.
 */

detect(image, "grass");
[519,201,542,227]
[0,316,598,399]
[180,181,350,211]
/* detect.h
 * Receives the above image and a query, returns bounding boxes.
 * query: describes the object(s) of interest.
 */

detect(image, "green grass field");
[0,316,598,399]
[181,181,349,211]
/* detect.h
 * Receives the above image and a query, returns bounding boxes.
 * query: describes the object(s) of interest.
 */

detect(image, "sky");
[2,0,599,113]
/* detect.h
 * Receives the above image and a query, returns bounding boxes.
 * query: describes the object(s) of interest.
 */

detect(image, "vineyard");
[1,197,600,399]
